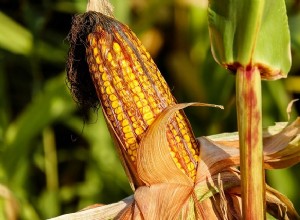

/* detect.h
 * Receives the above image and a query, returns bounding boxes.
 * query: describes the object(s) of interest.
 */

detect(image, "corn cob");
[86,13,199,179]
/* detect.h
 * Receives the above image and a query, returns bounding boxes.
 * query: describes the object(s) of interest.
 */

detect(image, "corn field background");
[0,0,300,219]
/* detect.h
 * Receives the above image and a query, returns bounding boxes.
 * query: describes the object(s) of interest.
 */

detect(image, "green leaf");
[1,74,75,180]
[208,0,291,79]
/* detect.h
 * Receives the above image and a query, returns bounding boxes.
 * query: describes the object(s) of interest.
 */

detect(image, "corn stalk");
[208,0,291,218]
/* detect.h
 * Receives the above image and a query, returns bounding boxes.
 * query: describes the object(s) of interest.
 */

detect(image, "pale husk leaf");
[47,196,134,220]
[134,183,193,219]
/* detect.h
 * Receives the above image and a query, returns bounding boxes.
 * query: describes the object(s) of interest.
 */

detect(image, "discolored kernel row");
[86,22,199,178]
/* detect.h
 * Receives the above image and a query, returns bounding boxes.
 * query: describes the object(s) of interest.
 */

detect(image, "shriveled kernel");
[131,156,136,161]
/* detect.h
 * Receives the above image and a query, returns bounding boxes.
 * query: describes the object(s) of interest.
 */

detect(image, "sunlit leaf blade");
[0,12,33,55]
[208,0,291,79]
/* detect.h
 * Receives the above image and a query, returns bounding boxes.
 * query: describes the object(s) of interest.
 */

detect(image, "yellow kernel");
[134,87,142,94]
[124,66,132,74]
[136,101,142,108]
[137,67,143,73]
[120,60,128,67]
[115,82,123,90]
[154,108,161,114]
[184,155,191,163]
[122,119,129,126]
[135,127,144,135]
[146,52,151,59]
[106,86,115,95]
[99,65,105,73]
[109,94,117,101]
[128,72,135,80]
[173,157,179,164]
[170,151,176,158]
[138,93,145,99]
[125,132,134,138]
[146,118,155,125]
[187,162,195,171]
[190,148,196,156]
[107,52,112,61]
[142,106,151,114]
[123,125,131,133]
[103,81,110,87]
[130,143,137,150]
[113,76,122,85]
[111,60,118,68]
[144,112,153,121]
[95,56,102,64]
[133,96,139,102]
[115,107,122,114]
[141,99,148,106]
[93,47,99,56]
[111,100,119,108]
[183,134,191,142]
[117,113,124,121]
[175,136,181,143]
[113,42,121,53]
[131,117,137,122]
[127,137,135,144]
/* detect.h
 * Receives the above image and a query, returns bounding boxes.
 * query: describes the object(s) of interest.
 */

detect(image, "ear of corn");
[86,13,199,179]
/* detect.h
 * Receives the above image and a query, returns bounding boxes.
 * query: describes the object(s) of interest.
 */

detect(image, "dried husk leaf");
[194,169,240,202]
[196,137,240,182]
[200,117,300,172]
[228,185,300,219]
[86,0,114,17]
[137,102,223,185]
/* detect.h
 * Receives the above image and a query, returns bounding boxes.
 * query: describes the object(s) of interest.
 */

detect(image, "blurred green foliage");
[0,0,299,219]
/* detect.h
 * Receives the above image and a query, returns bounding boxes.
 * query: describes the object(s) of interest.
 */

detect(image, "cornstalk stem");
[236,66,265,219]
